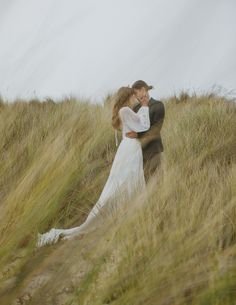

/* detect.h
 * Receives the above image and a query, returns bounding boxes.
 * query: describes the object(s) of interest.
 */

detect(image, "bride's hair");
[112,86,134,130]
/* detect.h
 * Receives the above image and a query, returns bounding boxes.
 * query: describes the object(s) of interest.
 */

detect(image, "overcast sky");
[0,0,235,103]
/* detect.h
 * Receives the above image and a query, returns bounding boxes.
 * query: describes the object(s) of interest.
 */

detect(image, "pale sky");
[0,0,235,103]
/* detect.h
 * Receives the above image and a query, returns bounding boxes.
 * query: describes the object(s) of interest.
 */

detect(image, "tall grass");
[0,93,235,305]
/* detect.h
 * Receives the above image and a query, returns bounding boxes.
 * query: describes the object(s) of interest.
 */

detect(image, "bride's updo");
[112,86,134,130]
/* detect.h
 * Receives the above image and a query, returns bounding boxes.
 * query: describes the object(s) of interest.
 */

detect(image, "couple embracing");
[37,80,165,247]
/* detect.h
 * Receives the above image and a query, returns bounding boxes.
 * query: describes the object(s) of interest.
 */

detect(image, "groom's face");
[134,87,149,102]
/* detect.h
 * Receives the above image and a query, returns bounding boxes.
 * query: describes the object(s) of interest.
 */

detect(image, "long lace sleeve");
[119,106,150,132]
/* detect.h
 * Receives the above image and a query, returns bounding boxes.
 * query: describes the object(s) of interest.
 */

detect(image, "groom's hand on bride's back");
[126,131,138,138]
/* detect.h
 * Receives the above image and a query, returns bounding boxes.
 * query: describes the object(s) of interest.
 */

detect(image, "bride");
[37,86,150,247]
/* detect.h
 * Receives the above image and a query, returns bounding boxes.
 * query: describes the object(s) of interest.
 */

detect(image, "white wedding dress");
[36,105,150,247]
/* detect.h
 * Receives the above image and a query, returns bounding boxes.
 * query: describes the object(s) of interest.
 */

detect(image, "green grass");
[0,92,235,305]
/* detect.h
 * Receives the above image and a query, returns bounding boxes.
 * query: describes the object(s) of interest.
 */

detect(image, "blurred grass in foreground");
[0,92,236,305]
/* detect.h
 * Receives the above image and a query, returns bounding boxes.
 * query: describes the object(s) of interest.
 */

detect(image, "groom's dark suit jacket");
[133,97,165,155]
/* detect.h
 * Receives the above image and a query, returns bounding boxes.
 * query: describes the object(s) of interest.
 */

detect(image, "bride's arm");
[119,106,150,132]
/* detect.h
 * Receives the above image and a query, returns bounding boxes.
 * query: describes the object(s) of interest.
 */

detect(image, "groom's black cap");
[132,80,153,90]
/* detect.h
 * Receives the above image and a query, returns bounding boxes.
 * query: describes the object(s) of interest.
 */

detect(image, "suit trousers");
[143,151,162,182]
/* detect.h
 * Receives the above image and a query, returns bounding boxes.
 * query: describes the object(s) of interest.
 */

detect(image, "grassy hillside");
[0,93,236,305]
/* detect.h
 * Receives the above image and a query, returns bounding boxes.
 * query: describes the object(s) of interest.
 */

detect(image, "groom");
[126,80,165,182]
